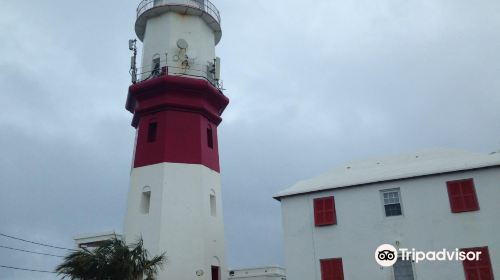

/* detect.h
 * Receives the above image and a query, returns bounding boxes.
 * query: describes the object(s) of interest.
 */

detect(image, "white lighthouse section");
[141,13,216,76]
[124,162,226,280]
[135,0,222,80]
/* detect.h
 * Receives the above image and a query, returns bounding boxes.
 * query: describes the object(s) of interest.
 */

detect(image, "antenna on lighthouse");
[214,57,221,81]
[129,39,137,84]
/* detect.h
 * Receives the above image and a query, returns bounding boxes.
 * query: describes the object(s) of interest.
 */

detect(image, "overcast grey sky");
[1,0,499,279]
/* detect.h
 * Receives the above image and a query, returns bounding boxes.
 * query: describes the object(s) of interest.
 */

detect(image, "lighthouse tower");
[123,0,228,279]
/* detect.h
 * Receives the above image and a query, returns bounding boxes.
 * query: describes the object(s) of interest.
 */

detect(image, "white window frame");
[380,188,403,217]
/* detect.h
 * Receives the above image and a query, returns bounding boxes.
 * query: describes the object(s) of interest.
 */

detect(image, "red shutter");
[320,259,331,280]
[461,180,479,211]
[447,179,479,213]
[314,196,337,226]
[447,181,462,212]
[462,247,494,280]
[328,196,337,225]
[464,269,479,280]
[314,198,324,226]
[332,259,344,280]
[320,258,344,280]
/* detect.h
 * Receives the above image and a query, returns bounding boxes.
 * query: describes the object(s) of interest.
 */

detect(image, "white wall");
[124,162,226,280]
[141,12,216,78]
[280,167,500,280]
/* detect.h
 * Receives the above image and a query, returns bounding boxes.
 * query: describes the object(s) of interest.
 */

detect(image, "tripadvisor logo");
[375,244,398,267]
[375,244,483,267]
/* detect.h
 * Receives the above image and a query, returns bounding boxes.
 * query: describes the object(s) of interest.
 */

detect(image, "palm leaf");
[56,237,166,280]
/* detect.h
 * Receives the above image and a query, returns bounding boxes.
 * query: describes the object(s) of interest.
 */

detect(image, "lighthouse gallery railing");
[133,59,223,90]
[137,0,221,24]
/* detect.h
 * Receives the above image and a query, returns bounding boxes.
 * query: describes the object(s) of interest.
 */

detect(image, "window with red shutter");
[320,258,344,280]
[447,179,479,213]
[314,196,337,226]
[462,247,494,280]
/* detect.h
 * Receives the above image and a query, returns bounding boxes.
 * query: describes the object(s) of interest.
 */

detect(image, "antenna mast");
[129,39,137,84]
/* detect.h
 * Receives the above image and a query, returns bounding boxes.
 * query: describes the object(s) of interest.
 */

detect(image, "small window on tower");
[147,122,158,143]
[210,190,216,217]
[207,127,214,149]
[152,56,161,76]
[140,187,151,214]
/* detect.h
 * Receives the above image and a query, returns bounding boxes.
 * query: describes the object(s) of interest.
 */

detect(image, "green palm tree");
[56,238,166,280]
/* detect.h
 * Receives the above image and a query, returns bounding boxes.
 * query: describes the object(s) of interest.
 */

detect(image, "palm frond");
[56,237,166,280]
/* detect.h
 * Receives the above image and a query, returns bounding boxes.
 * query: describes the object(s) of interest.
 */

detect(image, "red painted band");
[126,75,229,127]
[126,76,229,172]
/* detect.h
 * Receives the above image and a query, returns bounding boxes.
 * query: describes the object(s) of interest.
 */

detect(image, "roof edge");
[273,163,500,201]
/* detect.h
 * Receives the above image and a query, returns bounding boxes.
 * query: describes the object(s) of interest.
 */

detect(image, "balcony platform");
[135,0,222,44]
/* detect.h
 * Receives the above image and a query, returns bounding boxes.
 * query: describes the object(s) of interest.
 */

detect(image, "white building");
[73,231,122,248]
[274,149,500,280]
[228,266,286,280]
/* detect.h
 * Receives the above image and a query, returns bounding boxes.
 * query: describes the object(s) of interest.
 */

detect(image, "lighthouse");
[123,0,229,279]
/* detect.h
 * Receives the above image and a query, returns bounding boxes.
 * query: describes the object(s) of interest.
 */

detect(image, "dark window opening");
[385,204,402,217]
[211,266,220,280]
[140,188,151,214]
[147,122,158,143]
[207,127,214,149]
[152,57,161,76]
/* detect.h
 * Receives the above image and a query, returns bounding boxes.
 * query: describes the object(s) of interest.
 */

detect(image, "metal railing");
[132,59,223,90]
[137,0,221,24]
